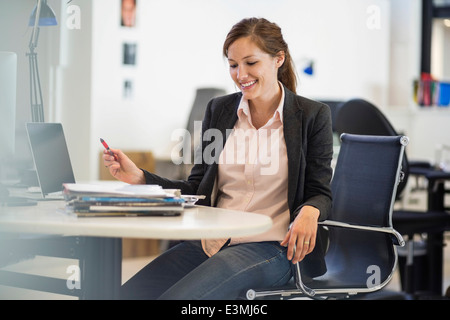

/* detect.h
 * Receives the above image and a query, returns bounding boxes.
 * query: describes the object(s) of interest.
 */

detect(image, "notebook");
[26,122,76,199]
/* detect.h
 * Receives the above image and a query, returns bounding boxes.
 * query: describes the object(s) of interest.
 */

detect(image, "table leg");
[426,180,445,296]
[80,237,122,300]
[426,232,444,295]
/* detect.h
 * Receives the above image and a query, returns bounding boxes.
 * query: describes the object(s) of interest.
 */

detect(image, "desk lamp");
[27,0,57,122]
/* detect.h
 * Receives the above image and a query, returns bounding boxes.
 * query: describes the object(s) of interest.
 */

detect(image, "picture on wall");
[121,0,137,27]
[123,43,137,65]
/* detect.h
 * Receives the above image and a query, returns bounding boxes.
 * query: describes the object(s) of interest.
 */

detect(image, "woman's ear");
[276,51,286,68]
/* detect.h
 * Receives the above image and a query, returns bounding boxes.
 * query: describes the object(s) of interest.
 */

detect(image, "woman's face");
[227,36,284,103]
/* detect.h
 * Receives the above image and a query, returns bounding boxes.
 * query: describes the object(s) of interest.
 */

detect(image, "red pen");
[100,138,118,160]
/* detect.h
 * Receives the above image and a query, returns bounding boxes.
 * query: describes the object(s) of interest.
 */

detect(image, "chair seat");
[393,210,450,235]
[307,257,394,292]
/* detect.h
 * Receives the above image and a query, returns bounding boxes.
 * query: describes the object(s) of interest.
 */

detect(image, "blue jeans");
[121,240,292,300]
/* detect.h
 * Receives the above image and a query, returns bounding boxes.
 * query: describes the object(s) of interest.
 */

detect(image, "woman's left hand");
[281,205,320,264]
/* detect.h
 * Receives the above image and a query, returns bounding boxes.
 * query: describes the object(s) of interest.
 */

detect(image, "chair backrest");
[331,133,407,228]
[335,98,409,199]
[185,87,227,135]
[319,100,344,133]
[182,87,227,160]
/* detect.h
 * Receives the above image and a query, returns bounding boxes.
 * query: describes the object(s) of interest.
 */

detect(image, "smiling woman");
[226,36,284,126]
[104,17,333,300]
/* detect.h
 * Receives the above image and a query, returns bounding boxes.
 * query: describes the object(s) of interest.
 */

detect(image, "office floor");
[0,189,449,300]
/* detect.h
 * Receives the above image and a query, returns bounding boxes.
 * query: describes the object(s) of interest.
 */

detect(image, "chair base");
[246,287,409,300]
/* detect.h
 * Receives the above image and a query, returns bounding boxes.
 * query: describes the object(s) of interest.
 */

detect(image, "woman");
[104,17,333,300]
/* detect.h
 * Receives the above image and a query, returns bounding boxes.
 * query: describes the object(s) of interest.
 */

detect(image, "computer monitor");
[26,122,76,198]
[0,52,35,206]
[0,52,17,161]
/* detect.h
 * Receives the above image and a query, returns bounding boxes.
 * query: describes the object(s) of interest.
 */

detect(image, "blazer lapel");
[202,94,239,206]
[217,94,240,143]
[202,94,239,165]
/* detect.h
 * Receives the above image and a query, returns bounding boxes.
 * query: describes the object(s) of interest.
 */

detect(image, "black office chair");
[246,134,407,300]
[334,98,450,296]
[334,99,413,198]
[318,100,344,133]
[178,87,227,179]
[335,99,438,196]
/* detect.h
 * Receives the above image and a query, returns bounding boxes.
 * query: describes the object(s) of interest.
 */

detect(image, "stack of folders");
[63,183,185,217]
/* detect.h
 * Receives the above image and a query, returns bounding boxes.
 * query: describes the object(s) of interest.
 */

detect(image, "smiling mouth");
[241,80,257,88]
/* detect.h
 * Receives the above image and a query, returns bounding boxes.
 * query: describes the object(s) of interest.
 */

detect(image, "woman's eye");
[229,61,256,69]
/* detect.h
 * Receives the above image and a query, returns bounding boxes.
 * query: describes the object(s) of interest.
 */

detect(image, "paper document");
[63,183,180,198]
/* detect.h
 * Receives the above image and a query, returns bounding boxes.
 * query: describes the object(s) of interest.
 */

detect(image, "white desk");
[0,201,272,299]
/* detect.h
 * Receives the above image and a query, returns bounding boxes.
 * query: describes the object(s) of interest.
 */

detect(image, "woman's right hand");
[103,148,146,184]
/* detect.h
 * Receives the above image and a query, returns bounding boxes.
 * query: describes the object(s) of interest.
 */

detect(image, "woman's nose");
[237,66,248,81]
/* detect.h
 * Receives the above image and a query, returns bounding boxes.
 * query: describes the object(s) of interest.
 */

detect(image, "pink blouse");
[202,85,289,256]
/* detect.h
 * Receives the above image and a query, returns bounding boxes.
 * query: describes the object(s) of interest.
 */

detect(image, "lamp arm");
[30,0,43,50]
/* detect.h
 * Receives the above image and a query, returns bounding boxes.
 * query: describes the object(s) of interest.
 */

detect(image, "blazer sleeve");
[295,101,333,222]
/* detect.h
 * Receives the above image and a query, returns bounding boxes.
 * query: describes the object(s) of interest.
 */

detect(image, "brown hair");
[223,17,297,94]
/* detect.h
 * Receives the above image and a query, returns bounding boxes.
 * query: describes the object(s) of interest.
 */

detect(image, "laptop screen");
[26,123,76,197]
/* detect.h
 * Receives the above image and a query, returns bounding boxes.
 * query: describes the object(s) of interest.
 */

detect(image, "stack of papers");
[63,183,185,217]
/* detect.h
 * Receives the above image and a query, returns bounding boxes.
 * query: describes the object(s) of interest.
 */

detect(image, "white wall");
[6,0,446,182]
[55,0,93,181]
[387,0,422,108]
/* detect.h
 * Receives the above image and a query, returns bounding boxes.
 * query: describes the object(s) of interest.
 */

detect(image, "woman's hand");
[102,148,146,184]
[281,205,320,264]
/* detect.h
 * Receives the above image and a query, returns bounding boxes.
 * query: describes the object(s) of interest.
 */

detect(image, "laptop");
[26,123,76,199]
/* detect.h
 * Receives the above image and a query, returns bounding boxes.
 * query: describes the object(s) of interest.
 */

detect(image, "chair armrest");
[290,219,405,298]
[318,220,405,247]
[285,223,316,297]
[292,247,316,298]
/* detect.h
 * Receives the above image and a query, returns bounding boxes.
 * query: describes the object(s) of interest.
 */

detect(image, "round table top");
[0,201,273,240]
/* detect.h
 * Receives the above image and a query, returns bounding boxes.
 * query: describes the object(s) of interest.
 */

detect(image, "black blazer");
[142,86,333,277]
